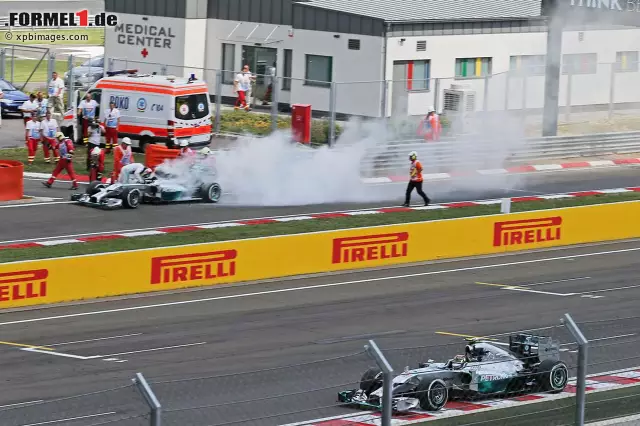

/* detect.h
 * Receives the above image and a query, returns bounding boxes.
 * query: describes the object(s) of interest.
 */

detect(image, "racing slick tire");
[121,188,142,209]
[417,378,449,411]
[86,181,107,195]
[359,368,382,394]
[537,360,569,394]
[201,183,222,203]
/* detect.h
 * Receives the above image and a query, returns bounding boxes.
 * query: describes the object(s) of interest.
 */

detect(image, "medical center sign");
[111,15,180,59]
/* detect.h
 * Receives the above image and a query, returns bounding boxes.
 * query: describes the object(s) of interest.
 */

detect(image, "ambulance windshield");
[175,94,209,120]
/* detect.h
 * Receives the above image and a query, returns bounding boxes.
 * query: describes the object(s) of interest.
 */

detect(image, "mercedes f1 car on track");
[70,178,222,209]
[338,333,569,413]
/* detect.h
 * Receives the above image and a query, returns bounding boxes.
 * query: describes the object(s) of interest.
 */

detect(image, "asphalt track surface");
[5,165,640,243]
[0,240,639,425]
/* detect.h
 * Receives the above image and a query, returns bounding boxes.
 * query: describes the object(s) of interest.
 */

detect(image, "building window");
[348,39,361,50]
[221,43,235,84]
[615,51,639,73]
[455,57,492,78]
[305,54,332,87]
[562,53,597,75]
[509,55,546,76]
[282,49,293,91]
[407,60,430,91]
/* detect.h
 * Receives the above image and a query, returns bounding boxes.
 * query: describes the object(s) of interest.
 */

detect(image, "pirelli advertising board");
[0,201,638,309]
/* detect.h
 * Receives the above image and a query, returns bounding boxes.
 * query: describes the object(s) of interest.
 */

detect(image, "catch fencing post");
[500,198,512,214]
[133,372,162,426]
[10,45,15,84]
[328,81,337,146]
[215,70,223,134]
[365,340,393,426]
[67,54,75,107]
[47,52,56,83]
[270,72,279,134]
[565,71,573,123]
[608,62,615,121]
[0,49,5,80]
[563,313,588,426]
[482,75,490,112]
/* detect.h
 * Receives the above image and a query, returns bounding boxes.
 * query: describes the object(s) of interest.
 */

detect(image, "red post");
[291,104,312,144]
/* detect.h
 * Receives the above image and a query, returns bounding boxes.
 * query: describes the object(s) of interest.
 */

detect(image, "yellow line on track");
[0,341,55,351]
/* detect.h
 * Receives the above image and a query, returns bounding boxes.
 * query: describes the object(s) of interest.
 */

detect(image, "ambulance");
[61,70,212,151]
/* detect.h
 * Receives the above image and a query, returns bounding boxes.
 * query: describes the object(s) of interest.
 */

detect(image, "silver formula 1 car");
[338,333,569,413]
[70,178,222,209]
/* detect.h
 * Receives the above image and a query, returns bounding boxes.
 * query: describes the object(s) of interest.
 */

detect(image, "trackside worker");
[118,163,153,184]
[36,92,48,119]
[86,121,104,167]
[403,151,430,207]
[88,146,105,182]
[24,111,41,165]
[104,101,120,153]
[112,137,134,183]
[77,93,98,145]
[417,107,442,142]
[40,110,59,163]
[20,94,38,127]
[233,64,255,112]
[42,133,78,190]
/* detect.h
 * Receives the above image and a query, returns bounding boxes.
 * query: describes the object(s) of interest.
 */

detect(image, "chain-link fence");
[3,313,640,425]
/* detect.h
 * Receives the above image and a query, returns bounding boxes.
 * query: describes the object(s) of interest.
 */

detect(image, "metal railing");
[361,131,640,176]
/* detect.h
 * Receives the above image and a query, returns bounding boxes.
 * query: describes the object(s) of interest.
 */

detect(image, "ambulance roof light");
[106,69,138,77]
[188,73,197,82]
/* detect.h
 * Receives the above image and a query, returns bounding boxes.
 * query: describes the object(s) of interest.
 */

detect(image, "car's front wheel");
[359,367,382,395]
[417,378,449,411]
[86,181,107,195]
[121,188,141,209]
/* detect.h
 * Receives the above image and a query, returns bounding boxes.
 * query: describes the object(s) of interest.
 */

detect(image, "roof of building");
[295,0,543,22]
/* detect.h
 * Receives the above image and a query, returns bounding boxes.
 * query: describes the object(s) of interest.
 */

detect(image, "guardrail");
[362,131,640,176]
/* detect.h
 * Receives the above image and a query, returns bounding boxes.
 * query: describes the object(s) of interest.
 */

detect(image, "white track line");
[47,333,143,347]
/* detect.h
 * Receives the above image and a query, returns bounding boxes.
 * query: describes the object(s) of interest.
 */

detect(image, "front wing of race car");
[338,390,419,413]
[70,192,124,209]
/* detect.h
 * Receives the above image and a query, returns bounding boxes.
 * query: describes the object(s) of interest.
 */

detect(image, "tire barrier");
[0,160,24,201]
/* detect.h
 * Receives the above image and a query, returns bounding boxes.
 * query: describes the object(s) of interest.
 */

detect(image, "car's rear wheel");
[537,360,569,393]
[359,367,382,394]
[86,181,107,195]
[122,188,141,209]
[201,183,222,203]
[417,378,448,411]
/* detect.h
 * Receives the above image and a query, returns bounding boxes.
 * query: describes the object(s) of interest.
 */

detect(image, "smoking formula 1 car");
[338,333,569,413]
[70,178,222,209]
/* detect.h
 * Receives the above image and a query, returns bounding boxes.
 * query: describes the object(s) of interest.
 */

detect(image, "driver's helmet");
[465,345,488,362]
[141,167,154,179]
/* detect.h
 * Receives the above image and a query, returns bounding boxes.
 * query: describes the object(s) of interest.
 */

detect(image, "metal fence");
[4,313,640,426]
[2,46,640,142]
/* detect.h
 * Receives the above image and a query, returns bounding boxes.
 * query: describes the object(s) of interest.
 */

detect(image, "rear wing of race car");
[508,333,561,364]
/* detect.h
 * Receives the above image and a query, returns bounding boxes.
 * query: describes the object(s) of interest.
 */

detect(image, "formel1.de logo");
[6,10,118,28]
[332,232,409,264]
[493,217,562,247]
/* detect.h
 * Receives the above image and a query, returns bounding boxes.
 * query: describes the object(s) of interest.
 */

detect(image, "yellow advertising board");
[0,201,638,309]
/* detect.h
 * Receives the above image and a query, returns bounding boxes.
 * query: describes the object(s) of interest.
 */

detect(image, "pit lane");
[0,240,638,425]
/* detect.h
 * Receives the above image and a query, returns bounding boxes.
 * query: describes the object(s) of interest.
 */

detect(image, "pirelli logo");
[493,217,562,247]
[0,269,48,302]
[150,250,237,285]
[332,232,409,264]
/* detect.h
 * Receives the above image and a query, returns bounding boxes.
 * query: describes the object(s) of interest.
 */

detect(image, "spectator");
[48,71,65,115]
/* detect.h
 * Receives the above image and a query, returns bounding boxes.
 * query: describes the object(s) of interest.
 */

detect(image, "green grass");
[0,28,104,46]
[4,58,85,85]
[1,193,638,263]
[0,146,115,175]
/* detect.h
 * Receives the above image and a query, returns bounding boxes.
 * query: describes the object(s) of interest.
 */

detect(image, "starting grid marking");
[0,186,639,250]
[282,369,640,426]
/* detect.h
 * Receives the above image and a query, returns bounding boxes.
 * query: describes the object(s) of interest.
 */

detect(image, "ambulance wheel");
[121,188,141,209]
[139,136,154,153]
